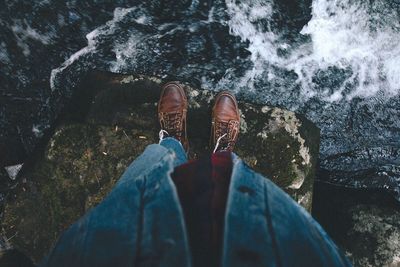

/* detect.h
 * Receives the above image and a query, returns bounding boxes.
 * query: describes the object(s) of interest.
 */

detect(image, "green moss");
[1,73,320,262]
[2,123,155,262]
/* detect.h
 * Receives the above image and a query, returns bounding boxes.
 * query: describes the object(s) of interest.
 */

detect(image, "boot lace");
[159,112,183,140]
[213,120,239,153]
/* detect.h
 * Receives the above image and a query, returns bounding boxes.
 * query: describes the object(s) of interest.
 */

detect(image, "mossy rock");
[313,183,400,267]
[1,72,320,263]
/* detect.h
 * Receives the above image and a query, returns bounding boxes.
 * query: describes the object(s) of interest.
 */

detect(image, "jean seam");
[263,177,283,267]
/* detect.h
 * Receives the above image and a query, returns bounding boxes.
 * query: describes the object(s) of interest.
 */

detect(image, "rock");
[0,249,35,267]
[313,183,400,267]
[4,165,23,181]
[346,205,400,267]
[1,72,320,263]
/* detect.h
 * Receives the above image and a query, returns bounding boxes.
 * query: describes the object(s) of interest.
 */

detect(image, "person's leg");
[262,172,351,266]
[157,81,189,166]
[223,155,352,267]
[159,136,188,167]
[40,142,189,267]
[41,82,192,267]
[158,82,190,150]
[210,91,240,153]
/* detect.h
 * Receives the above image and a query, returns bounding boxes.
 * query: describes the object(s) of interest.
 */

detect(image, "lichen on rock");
[1,72,320,262]
[346,205,400,267]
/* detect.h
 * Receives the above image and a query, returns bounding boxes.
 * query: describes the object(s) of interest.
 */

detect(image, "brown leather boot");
[211,91,240,153]
[158,82,189,151]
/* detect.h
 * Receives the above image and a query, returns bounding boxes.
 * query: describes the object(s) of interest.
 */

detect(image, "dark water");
[1,0,399,200]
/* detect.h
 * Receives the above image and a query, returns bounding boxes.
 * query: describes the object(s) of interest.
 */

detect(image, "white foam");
[110,35,142,73]
[225,0,400,102]
[32,124,43,137]
[226,0,278,65]
[11,20,55,56]
[299,0,400,100]
[0,41,10,63]
[50,7,139,90]
[50,46,95,90]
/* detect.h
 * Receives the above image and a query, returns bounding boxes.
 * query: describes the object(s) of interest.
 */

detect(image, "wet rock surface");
[347,206,400,267]
[313,183,400,267]
[1,73,319,263]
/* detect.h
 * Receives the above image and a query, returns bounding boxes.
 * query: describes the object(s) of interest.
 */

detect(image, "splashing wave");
[225,0,400,102]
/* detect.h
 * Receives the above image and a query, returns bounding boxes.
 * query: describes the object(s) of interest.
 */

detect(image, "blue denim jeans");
[159,137,188,166]
[41,138,351,267]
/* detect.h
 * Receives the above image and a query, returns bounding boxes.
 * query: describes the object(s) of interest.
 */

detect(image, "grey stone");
[344,205,400,267]
[1,72,320,263]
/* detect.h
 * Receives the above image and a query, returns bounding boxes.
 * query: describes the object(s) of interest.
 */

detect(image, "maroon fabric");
[171,152,232,267]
